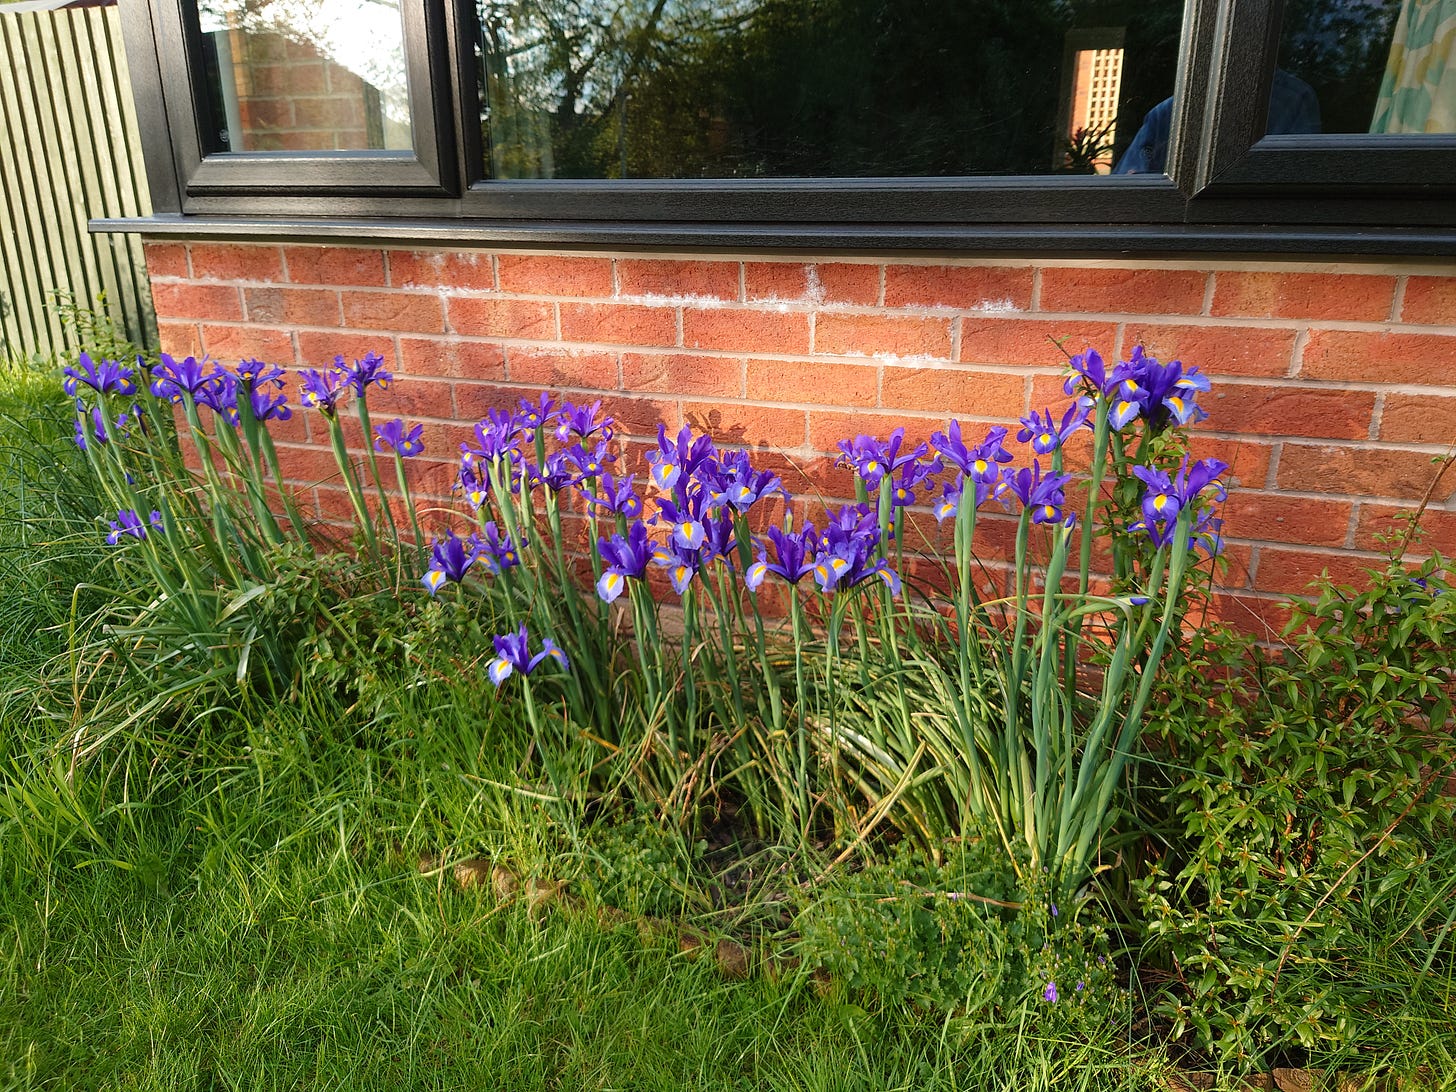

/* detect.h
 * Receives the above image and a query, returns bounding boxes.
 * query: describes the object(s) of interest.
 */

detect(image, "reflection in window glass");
[196,0,412,153]
[1275,0,1456,135]
[472,1,1182,180]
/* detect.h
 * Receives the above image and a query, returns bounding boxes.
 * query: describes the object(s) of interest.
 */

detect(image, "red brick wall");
[227,32,378,152]
[143,240,1456,636]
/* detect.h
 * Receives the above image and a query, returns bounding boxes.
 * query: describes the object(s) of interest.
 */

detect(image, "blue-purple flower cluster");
[1063,345,1211,431]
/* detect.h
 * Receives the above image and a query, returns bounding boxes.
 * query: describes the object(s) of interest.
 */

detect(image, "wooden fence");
[0,0,154,360]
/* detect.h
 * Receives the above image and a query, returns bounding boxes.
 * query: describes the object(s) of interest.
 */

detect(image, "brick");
[399,337,506,381]
[1379,393,1456,445]
[1039,267,1207,315]
[744,359,876,407]
[1220,493,1353,547]
[448,297,555,340]
[623,352,743,398]
[292,96,367,129]
[1194,383,1375,440]
[1277,443,1452,501]
[200,324,293,363]
[1398,276,1456,325]
[283,245,387,287]
[143,242,189,279]
[238,98,292,129]
[453,381,528,420]
[683,401,807,449]
[243,286,340,327]
[366,377,456,421]
[881,366,1024,418]
[150,282,243,322]
[1184,437,1274,491]
[271,442,346,484]
[1254,547,1378,595]
[815,312,952,359]
[1354,503,1456,554]
[883,265,1034,311]
[1206,593,1296,642]
[617,259,740,301]
[189,244,285,283]
[1211,271,1396,322]
[807,411,937,455]
[498,254,613,297]
[561,302,677,347]
[1124,323,1298,378]
[683,308,808,354]
[156,322,202,359]
[389,250,495,291]
[342,291,445,333]
[508,347,617,389]
[1214,542,1256,590]
[959,318,1118,366]
[744,262,879,306]
[297,331,396,370]
[758,454,856,502]
[610,396,681,438]
[1301,330,1456,385]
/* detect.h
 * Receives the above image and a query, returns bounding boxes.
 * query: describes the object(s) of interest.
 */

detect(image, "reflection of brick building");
[221,30,382,151]
[1068,47,1123,173]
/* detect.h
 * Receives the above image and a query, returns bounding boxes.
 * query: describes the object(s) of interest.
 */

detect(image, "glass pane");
[196,0,413,153]
[1273,0,1456,136]
[472,1,1184,180]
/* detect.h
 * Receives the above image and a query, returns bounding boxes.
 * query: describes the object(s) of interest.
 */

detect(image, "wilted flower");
[106,508,162,545]
[374,418,424,457]
[64,352,136,398]
[487,625,569,686]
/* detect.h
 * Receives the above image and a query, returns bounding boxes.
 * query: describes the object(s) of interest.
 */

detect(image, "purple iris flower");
[596,521,653,602]
[932,474,1004,524]
[421,530,482,594]
[836,428,925,488]
[74,404,138,450]
[889,454,943,508]
[517,392,559,435]
[462,408,521,466]
[476,521,525,575]
[585,472,643,518]
[299,366,350,417]
[564,440,613,482]
[64,352,136,398]
[1062,348,1109,397]
[745,524,818,590]
[1130,508,1224,557]
[374,418,424,457]
[654,485,713,552]
[1105,347,1211,431]
[1017,403,1090,454]
[249,387,291,423]
[194,369,240,423]
[647,423,717,494]
[1173,456,1228,506]
[232,361,291,422]
[487,625,569,687]
[528,450,576,493]
[931,421,1013,484]
[1003,462,1073,526]
[457,462,490,510]
[822,502,879,540]
[652,537,705,595]
[701,510,737,561]
[150,354,216,403]
[342,352,393,396]
[709,450,784,512]
[812,505,900,595]
[106,508,162,545]
[554,399,613,444]
[1132,466,1181,526]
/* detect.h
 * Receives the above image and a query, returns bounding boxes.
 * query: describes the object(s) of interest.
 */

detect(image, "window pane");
[472,0,1183,179]
[1273,0,1456,136]
[196,0,413,152]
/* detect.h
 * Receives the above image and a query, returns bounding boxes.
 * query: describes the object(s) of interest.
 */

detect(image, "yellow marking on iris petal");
[1167,396,1185,415]
[1121,379,1138,395]
[815,563,830,581]
[831,558,849,575]
[1043,505,1056,520]
[674,565,690,587]
[1038,433,1053,447]
[424,570,447,592]
[1116,401,1136,418]
[865,461,879,475]
[604,573,623,595]
[504,552,516,564]
[1153,495,1168,511]
[895,488,907,501]
[973,459,988,475]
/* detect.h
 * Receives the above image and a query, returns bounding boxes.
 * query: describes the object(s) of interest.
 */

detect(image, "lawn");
[2,333,1454,1091]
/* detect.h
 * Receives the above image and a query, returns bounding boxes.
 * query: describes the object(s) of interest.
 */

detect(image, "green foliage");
[797,838,1119,1023]
[1138,546,1456,1069]
[578,814,707,919]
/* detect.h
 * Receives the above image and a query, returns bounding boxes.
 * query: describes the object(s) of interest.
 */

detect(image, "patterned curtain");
[1371,0,1456,133]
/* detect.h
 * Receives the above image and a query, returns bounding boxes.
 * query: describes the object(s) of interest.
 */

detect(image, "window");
[111,0,1456,252]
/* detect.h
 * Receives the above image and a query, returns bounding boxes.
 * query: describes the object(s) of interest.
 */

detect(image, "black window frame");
[107,0,1456,254]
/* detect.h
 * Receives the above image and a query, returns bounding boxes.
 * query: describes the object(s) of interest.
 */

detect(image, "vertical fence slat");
[0,2,155,360]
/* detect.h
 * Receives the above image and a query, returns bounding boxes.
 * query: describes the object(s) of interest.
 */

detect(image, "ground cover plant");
[2,320,1453,1089]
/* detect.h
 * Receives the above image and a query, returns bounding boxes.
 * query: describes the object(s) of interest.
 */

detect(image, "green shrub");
[1137,544,1456,1068]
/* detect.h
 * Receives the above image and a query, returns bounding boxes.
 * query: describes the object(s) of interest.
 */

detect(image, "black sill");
[91,213,1456,259]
